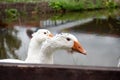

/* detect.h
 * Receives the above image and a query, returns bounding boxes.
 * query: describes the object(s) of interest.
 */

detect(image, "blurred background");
[0,0,120,67]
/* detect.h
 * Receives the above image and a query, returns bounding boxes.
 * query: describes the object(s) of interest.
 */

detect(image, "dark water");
[0,9,120,67]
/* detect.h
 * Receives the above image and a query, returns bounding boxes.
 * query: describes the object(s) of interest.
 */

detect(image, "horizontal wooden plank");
[0,63,120,80]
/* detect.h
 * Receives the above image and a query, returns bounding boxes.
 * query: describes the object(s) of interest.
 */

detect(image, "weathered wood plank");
[0,63,120,80]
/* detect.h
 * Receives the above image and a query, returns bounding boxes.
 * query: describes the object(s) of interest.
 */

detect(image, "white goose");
[35,33,87,64]
[0,29,53,63]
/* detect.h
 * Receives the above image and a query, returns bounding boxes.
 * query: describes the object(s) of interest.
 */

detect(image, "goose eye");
[66,37,71,41]
[44,32,47,34]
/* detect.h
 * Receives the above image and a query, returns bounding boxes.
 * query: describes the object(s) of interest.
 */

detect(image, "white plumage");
[0,29,53,63]
[0,30,87,64]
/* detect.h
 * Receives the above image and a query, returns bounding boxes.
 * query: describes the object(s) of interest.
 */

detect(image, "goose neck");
[39,43,55,64]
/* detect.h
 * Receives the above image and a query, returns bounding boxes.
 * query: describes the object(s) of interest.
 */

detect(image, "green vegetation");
[5,8,19,22]
[104,0,117,8]
[0,0,119,12]
[49,0,85,11]
[0,0,48,3]
[5,8,19,17]
[50,9,120,21]
[49,0,118,11]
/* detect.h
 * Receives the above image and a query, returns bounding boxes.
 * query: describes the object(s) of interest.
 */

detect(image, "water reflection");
[0,28,21,59]
[63,16,120,37]
[0,9,120,67]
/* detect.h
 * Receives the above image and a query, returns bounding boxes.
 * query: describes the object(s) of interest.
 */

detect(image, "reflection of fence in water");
[41,20,74,27]
[0,28,21,59]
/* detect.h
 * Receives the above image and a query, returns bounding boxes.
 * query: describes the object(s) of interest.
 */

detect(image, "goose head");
[25,29,53,63]
[31,29,53,42]
[50,33,87,55]
[37,33,87,64]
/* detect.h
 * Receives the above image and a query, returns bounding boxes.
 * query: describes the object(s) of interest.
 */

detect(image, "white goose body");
[0,29,53,63]
[0,59,24,63]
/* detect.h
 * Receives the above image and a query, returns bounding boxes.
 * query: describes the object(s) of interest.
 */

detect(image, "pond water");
[0,9,120,67]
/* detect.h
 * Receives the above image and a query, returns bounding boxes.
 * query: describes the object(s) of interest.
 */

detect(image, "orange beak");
[49,33,53,37]
[72,41,87,55]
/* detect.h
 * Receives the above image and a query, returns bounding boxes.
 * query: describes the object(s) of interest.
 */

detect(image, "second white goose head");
[31,29,53,42]
[25,29,53,63]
